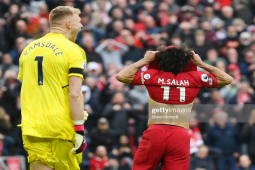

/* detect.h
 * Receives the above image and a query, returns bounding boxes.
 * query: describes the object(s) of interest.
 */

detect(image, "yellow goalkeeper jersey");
[18,33,87,141]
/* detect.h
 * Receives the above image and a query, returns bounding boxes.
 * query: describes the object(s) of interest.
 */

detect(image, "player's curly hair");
[156,44,193,75]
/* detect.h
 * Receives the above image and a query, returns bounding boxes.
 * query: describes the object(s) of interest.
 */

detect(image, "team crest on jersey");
[144,74,151,80]
[201,74,209,82]
[82,62,86,70]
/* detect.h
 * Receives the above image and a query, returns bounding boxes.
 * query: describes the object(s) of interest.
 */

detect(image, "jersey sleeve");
[17,52,24,80]
[130,69,158,85]
[189,71,218,88]
[68,46,87,80]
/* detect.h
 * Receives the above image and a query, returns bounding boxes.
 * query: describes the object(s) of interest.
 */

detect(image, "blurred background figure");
[206,111,241,170]
[90,145,109,170]
[235,155,255,170]
[189,145,214,170]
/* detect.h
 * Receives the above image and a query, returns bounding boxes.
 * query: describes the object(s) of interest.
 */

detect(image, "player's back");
[18,33,86,140]
[131,69,218,129]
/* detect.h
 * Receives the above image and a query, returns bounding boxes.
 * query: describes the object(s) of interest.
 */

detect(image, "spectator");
[235,155,255,170]
[191,29,212,60]
[186,0,204,13]
[233,18,246,36]
[216,60,227,72]
[144,15,160,35]
[14,20,31,40]
[226,48,239,65]
[38,3,49,19]
[200,21,218,44]
[81,35,103,64]
[103,154,131,170]
[157,2,170,27]
[164,14,179,38]
[221,6,234,28]
[201,6,217,23]
[9,37,26,65]
[189,117,204,155]
[95,39,128,69]
[163,0,180,13]
[90,145,109,170]
[122,35,144,64]
[232,0,254,25]
[124,19,135,34]
[0,18,8,53]
[117,135,133,165]
[176,5,202,22]
[110,0,134,19]
[242,110,255,165]
[0,53,19,74]
[106,9,124,34]
[206,111,241,170]
[90,117,115,153]
[210,90,225,106]
[0,102,12,134]
[211,18,227,41]
[0,133,15,156]
[103,92,133,137]
[189,145,214,170]
[220,75,239,103]
[32,18,50,39]
[224,25,239,49]
[141,1,156,17]
[177,21,194,46]
[229,81,255,104]
[238,32,252,60]
[170,34,182,47]
[239,50,255,82]
[91,0,111,31]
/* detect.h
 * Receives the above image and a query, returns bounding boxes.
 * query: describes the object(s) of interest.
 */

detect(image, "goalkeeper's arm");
[69,76,87,154]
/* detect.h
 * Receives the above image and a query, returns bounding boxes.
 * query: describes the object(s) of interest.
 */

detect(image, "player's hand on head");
[143,51,158,64]
[190,51,203,66]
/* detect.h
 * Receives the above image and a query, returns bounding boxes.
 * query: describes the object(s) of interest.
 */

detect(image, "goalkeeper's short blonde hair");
[49,6,81,27]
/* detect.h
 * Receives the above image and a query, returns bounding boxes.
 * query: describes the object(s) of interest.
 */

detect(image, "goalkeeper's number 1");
[34,56,44,86]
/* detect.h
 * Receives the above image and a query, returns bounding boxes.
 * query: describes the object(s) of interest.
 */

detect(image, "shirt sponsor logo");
[201,74,209,82]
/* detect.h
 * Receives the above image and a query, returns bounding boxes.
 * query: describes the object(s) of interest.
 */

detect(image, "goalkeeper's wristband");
[74,120,85,136]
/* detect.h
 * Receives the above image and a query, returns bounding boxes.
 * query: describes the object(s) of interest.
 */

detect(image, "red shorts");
[132,124,190,170]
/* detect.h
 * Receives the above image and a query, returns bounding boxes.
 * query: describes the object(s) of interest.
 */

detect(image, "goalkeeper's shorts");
[132,124,190,170]
[23,135,82,170]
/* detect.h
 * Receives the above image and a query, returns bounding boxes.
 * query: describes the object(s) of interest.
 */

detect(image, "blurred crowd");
[1,0,255,170]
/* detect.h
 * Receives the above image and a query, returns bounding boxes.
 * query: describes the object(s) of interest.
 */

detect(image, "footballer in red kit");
[116,45,233,170]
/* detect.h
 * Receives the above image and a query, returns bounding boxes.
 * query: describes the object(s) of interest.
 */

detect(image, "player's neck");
[50,27,71,41]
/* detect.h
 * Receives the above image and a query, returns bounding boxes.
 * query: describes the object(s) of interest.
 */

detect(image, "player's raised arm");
[191,51,233,87]
[116,51,157,84]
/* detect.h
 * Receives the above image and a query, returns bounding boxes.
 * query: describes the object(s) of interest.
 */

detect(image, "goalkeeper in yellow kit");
[17,6,88,170]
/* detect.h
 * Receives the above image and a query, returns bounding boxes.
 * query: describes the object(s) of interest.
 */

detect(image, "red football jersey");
[130,69,218,104]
